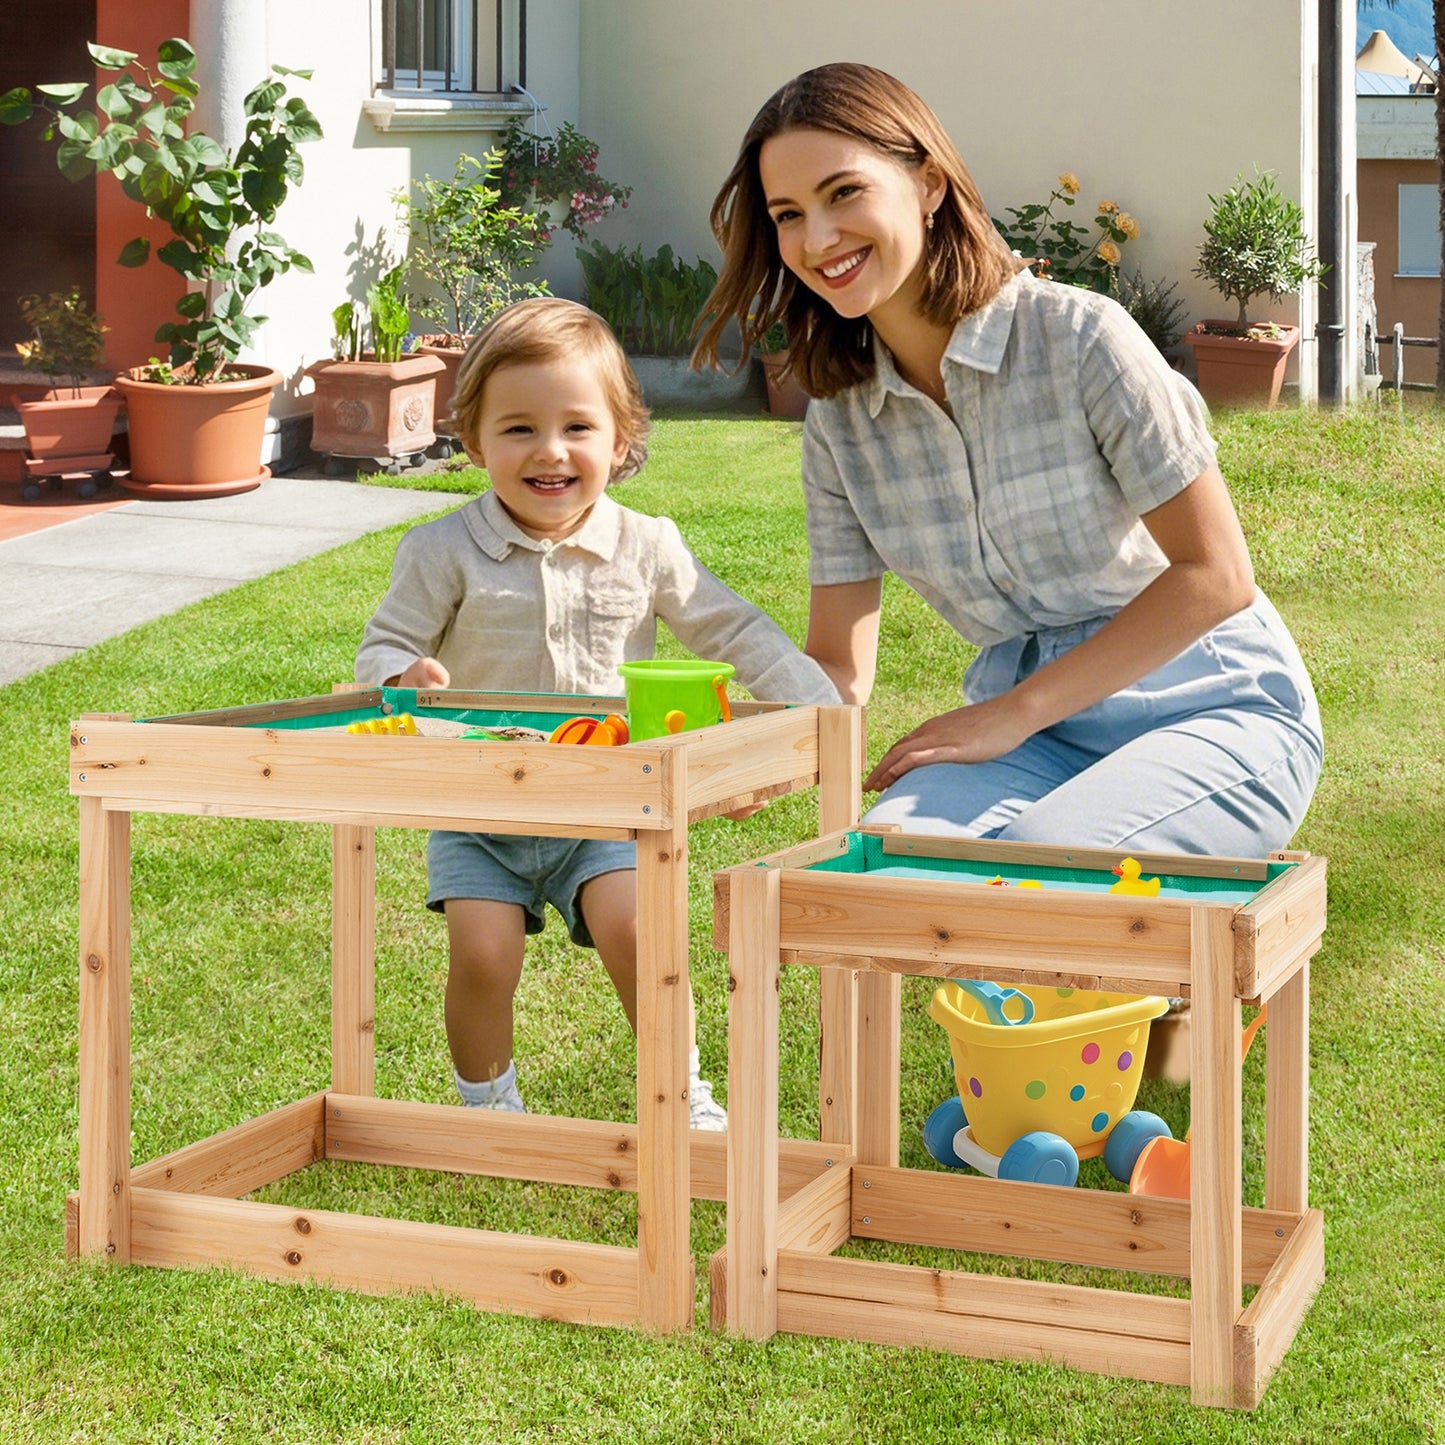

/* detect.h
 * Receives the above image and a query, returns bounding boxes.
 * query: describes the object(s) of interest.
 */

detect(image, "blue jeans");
[865,594,1323,856]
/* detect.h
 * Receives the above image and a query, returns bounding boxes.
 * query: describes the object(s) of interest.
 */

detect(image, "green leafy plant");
[397,150,550,345]
[0,38,320,383]
[1115,270,1189,355]
[497,118,630,249]
[580,243,717,357]
[14,286,107,394]
[992,172,1139,293]
[1194,169,1327,331]
[330,265,411,363]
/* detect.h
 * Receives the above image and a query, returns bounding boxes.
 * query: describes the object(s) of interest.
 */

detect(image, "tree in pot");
[397,150,549,447]
[11,286,122,498]
[755,319,808,419]
[0,39,321,495]
[307,265,444,475]
[1185,169,1327,408]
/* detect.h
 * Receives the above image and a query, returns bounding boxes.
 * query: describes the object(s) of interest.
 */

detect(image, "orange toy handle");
[549,714,629,746]
[712,674,732,724]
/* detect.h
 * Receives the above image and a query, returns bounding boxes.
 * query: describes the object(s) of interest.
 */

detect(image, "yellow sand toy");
[924,981,1172,1187]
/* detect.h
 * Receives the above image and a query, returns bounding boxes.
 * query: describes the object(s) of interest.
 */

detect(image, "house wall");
[574,0,1336,396]
[1357,94,1438,387]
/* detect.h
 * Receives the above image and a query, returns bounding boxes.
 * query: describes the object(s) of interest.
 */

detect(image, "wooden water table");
[714,829,1327,1408]
[69,687,863,1333]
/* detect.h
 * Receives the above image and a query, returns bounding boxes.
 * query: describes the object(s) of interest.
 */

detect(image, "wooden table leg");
[854,970,901,1166]
[636,751,692,1332]
[726,864,782,1338]
[816,706,863,1146]
[1265,960,1310,1213]
[332,823,376,1095]
[1190,907,1243,1407]
[78,797,131,1261]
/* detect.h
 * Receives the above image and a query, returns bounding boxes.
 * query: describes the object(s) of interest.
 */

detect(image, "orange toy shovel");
[1129,1005,1268,1200]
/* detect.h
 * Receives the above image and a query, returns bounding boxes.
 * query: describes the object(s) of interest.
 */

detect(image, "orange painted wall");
[1358,156,1442,388]
[94,0,188,370]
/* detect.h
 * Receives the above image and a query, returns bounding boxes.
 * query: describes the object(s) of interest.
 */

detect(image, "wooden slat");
[1234,855,1328,998]
[776,1160,853,1253]
[91,795,636,838]
[775,1253,1192,1386]
[726,864,782,1339]
[879,833,1271,881]
[71,721,674,829]
[854,971,900,1166]
[1233,1208,1325,1407]
[132,1094,327,1196]
[128,1188,645,1326]
[850,1166,1292,1283]
[139,691,382,727]
[77,797,131,1263]
[673,705,821,816]
[332,825,375,1095]
[1265,962,1311,1213]
[777,871,1198,977]
[713,833,858,951]
[1191,907,1244,1408]
[635,747,692,1332]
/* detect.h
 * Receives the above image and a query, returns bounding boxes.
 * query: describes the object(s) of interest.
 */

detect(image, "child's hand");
[398,657,450,689]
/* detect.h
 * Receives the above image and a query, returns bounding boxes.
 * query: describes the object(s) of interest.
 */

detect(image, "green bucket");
[617,659,735,740]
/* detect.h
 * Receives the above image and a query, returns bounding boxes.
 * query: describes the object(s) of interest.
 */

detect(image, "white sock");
[689,1046,703,1081]
[454,1060,516,1105]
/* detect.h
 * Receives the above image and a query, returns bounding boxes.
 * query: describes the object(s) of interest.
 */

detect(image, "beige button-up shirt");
[356,489,838,704]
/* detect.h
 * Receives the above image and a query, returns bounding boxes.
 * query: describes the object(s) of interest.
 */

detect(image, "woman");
[694,62,1321,855]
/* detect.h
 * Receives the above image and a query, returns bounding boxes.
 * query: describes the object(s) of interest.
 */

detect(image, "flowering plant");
[992,173,1139,293]
[497,118,630,249]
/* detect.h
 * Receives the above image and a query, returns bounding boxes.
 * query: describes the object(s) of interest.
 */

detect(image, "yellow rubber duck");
[1110,856,1161,896]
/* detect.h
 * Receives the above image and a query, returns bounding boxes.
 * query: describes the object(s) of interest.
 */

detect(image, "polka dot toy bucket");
[928,983,1169,1160]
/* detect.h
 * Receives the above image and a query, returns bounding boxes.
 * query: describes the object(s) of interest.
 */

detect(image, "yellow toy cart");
[924,981,1173,1187]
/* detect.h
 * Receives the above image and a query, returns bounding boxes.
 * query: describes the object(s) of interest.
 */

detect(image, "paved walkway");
[0,472,452,686]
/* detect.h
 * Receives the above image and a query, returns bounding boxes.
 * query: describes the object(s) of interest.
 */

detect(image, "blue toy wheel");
[998,1131,1079,1187]
[1103,1111,1173,1183]
[923,1096,970,1169]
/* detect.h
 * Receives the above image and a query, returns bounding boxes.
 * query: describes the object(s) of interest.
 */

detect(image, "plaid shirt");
[801,269,1218,647]
[356,489,838,704]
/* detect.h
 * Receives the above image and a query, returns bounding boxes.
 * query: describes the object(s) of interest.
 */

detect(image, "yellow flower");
[1058,173,1080,195]
[1096,198,1119,215]
[1097,240,1121,266]
[1117,212,1140,240]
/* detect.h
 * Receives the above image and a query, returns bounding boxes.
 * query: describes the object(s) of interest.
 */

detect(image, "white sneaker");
[467,1077,526,1113]
[455,1065,527,1113]
[689,1074,728,1131]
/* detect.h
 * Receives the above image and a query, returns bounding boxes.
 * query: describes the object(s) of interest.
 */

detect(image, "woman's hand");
[863,695,1032,794]
[396,656,450,689]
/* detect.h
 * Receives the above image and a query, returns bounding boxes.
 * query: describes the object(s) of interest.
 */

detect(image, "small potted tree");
[756,319,808,419]
[1185,170,1326,407]
[398,150,549,448]
[306,265,444,474]
[1,38,320,495]
[11,286,122,497]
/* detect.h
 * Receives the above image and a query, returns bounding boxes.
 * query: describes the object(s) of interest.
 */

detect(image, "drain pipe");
[1317,0,1347,405]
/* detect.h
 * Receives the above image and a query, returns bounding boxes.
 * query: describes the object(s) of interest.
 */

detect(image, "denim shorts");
[865,593,1324,856]
[426,830,637,947]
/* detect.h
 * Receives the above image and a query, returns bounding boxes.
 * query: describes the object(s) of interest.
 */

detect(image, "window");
[1398,183,1441,277]
[381,0,527,95]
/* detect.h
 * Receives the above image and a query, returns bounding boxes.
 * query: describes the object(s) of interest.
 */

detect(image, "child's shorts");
[426,830,637,947]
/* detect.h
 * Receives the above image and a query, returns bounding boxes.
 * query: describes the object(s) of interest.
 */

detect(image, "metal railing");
[381,0,527,95]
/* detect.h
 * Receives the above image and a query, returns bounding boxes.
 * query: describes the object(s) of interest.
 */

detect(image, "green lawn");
[1,406,1441,1443]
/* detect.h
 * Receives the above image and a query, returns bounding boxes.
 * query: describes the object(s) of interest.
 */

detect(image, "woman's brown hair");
[692,63,1020,399]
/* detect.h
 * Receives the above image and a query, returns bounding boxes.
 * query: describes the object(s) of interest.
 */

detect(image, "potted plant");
[11,286,122,497]
[1185,170,1327,407]
[397,150,549,446]
[306,265,444,474]
[1,39,321,495]
[755,319,808,419]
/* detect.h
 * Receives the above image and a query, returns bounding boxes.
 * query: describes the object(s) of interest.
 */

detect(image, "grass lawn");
[1,405,1442,1443]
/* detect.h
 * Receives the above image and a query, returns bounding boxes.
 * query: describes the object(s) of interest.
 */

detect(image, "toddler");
[356,297,837,1127]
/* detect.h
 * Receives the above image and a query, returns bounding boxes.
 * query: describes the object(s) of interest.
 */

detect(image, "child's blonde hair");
[452,297,650,481]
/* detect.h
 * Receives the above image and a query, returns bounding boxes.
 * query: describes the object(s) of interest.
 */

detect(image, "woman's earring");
[925,209,936,234]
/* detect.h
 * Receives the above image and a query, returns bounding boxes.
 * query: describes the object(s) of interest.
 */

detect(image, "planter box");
[11,385,123,464]
[416,337,472,441]
[1184,322,1300,409]
[307,353,446,466]
[760,350,809,418]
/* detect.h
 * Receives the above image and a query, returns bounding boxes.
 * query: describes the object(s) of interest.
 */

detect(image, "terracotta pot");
[1184,321,1300,408]
[416,336,473,435]
[12,385,123,463]
[760,349,809,418]
[115,364,281,497]
[306,353,446,467]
